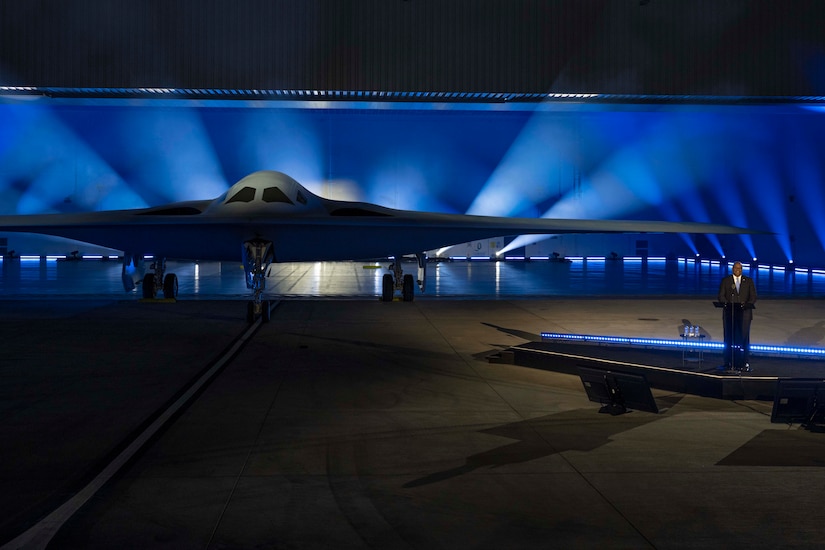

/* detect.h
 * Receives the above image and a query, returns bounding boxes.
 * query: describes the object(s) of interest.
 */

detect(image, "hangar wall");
[2,1,824,96]
[1,99,824,266]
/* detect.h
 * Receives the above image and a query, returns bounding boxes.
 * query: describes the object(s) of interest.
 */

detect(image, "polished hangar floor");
[3,257,825,300]
[1,260,825,549]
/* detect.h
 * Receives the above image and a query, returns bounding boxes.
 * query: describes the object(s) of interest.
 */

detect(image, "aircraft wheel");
[262,300,271,322]
[163,273,178,299]
[381,274,394,302]
[402,274,415,302]
[142,273,155,299]
[246,301,255,324]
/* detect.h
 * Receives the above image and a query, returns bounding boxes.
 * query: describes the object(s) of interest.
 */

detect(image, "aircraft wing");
[0,208,755,262]
[0,171,758,262]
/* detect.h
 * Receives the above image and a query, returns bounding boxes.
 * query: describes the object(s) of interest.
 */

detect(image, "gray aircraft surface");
[0,171,753,321]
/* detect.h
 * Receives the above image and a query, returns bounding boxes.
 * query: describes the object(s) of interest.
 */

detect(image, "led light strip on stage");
[540,332,825,359]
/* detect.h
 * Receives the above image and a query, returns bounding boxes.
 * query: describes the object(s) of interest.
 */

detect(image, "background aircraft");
[0,171,755,321]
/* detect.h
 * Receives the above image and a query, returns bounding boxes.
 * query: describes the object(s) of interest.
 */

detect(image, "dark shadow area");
[481,322,542,342]
[647,392,686,411]
[786,321,825,346]
[404,408,662,488]
[717,429,825,467]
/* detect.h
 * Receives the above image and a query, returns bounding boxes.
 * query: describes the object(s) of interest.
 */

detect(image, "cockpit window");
[296,190,307,205]
[225,186,256,204]
[262,186,294,204]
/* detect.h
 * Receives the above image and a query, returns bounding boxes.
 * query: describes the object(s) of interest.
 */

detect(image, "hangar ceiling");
[1,1,824,100]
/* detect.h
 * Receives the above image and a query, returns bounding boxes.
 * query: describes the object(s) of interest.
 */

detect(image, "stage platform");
[498,339,825,402]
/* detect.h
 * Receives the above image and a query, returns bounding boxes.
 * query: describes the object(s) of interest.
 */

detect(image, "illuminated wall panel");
[1,98,825,265]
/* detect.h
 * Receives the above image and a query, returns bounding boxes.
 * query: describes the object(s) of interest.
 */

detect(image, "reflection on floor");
[2,257,824,299]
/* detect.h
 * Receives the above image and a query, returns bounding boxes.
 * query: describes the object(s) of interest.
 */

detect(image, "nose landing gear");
[243,239,274,323]
[381,253,426,302]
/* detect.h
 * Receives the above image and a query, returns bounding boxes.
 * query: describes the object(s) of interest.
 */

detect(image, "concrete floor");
[2,297,825,549]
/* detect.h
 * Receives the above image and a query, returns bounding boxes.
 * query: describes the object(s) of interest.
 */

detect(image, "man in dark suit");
[717,261,757,371]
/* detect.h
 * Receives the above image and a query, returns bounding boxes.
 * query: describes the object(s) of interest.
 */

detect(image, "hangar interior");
[3,3,825,549]
[2,98,825,267]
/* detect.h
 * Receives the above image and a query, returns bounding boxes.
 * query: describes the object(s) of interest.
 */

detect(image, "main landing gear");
[141,258,178,300]
[381,253,427,302]
[243,239,274,324]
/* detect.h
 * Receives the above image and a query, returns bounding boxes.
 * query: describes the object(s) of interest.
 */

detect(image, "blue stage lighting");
[540,332,825,359]
[785,122,825,256]
[3,98,825,270]
[466,106,583,217]
[231,108,324,190]
[2,106,143,213]
[68,105,227,204]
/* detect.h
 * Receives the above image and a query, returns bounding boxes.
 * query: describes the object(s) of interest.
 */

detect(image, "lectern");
[713,301,754,371]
